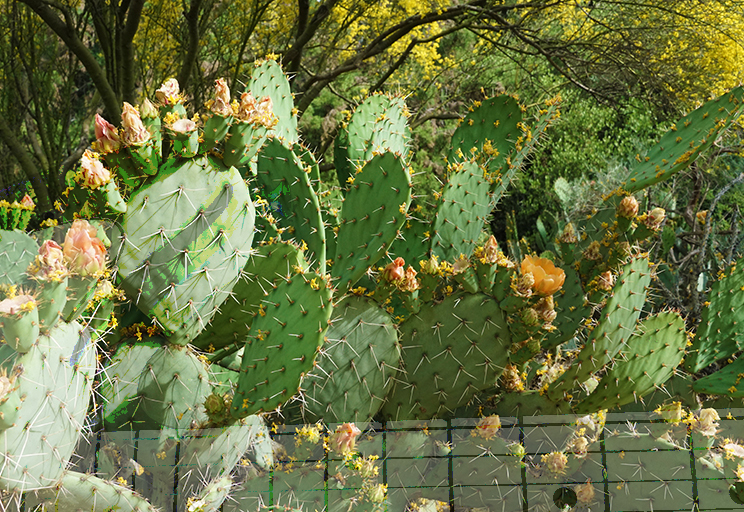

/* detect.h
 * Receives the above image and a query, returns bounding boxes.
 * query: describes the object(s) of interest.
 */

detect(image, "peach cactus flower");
[520,255,565,295]
[94,114,120,153]
[330,422,361,454]
[156,78,181,105]
[63,220,107,277]
[475,415,501,440]
[121,102,150,145]
[382,257,406,283]
[211,78,233,116]
[79,150,111,190]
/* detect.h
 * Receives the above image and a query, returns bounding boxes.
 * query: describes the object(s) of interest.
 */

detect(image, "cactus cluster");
[1,57,744,510]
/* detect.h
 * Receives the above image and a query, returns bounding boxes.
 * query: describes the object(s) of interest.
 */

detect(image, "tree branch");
[121,0,145,104]
[0,114,52,212]
[178,0,205,90]
[20,0,121,120]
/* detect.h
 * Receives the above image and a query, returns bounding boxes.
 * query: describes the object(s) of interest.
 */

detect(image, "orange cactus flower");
[520,255,565,295]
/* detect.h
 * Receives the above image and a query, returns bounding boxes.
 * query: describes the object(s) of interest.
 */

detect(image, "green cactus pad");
[574,311,687,414]
[334,93,410,190]
[692,356,744,397]
[0,229,38,287]
[192,241,309,352]
[541,266,590,352]
[255,139,326,272]
[287,295,400,424]
[247,58,298,144]
[430,160,492,262]
[389,215,431,270]
[332,152,412,291]
[684,257,744,373]
[381,292,512,420]
[547,257,652,402]
[0,321,95,493]
[623,86,744,192]
[100,339,162,431]
[138,344,211,432]
[448,95,523,171]
[112,155,255,345]
[29,470,158,511]
[231,271,333,417]
[491,99,559,207]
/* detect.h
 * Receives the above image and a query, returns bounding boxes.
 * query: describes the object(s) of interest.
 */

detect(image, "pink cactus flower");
[19,194,34,208]
[121,102,150,145]
[79,150,111,190]
[0,295,36,316]
[94,114,121,153]
[156,78,181,106]
[330,423,361,454]
[28,240,68,281]
[63,220,107,277]
[170,118,197,134]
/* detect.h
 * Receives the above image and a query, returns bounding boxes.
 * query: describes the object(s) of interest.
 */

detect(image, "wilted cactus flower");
[121,102,150,145]
[617,195,639,219]
[0,370,16,403]
[382,257,406,283]
[558,222,578,244]
[170,118,197,134]
[330,422,361,454]
[63,220,107,277]
[94,114,120,153]
[366,483,387,503]
[211,78,233,116]
[0,295,36,316]
[399,266,420,292]
[541,451,568,475]
[78,150,111,190]
[644,207,666,230]
[452,254,470,275]
[237,92,277,128]
[694,408,720,437]
[520,255,565,295]
[19,194,34,208]
[574,481,596,505]
[475,415,501,440]
[156,78,181,105]
[27,240,68,282]
[597,270,615,292]
[723,441,744,460]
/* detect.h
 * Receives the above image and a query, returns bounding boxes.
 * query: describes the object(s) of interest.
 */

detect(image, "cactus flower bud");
[19,194,34,208]
[121,102,150,145]
[27,240,68,282]
[475,415,501,440]
[140,98,159,119]
[330,422,361,454]
[94,114,120,153]
[63,220,107,277]
[597,271,615,291]
[382,257,406,283]
[211,78,233,116]
[520,255,565,295]
[617,195,639,219]
[644,207,666,230]
[156,78,181,106]
[521,307,540,326]
[78,150,111,190]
